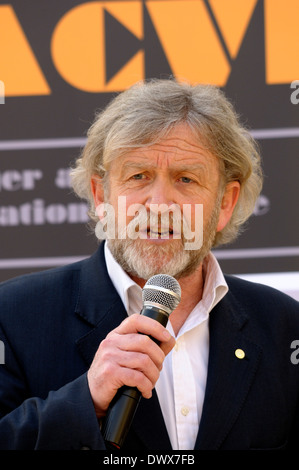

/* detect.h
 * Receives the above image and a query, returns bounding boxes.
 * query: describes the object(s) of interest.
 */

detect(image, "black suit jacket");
[0,242,299,450]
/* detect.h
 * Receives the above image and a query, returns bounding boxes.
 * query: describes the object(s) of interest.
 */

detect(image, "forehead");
[118,123,217,168]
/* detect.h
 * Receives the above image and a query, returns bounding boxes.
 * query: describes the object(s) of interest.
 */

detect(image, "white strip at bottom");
[213,246,299,259]
[0,256,298,300]
[0,127,298,151]
[0,245,298,269]
[0,256,88,269]
[236,272,299,301]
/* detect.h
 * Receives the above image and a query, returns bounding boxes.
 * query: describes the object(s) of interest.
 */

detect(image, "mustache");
[119,206,186,240]
[95,200,204,249]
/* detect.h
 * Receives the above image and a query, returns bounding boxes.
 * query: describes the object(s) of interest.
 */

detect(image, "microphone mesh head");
[142,274,181,314]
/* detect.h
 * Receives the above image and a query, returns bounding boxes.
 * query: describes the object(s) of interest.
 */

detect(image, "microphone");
[102,274,181,450]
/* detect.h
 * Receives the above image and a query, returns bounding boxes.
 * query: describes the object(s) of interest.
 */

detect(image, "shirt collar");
[202,251,228,313]
[104,241,228,319]
[104,242,142,313]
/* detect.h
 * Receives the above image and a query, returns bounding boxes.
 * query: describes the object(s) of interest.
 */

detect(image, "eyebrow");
[121,160,150,171]
[118,160,148,178]
[120,159,208,175]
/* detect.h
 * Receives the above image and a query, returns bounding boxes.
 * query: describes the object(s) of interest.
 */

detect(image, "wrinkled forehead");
[103,123,219,172]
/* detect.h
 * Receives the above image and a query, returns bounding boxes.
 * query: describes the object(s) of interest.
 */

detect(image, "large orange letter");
[265,0,299,84]
[0,5,50,96]
[51,1,143,93]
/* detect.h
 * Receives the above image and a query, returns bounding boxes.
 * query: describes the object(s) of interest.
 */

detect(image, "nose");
[144,176,175,211]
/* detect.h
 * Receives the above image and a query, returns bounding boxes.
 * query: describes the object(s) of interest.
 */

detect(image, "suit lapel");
[74,242,128,366]
[73,243,171,449]
[195,288,262,449]
[76,296,127,366]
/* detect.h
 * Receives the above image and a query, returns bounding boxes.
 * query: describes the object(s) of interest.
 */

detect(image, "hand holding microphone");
[87,274,181,449]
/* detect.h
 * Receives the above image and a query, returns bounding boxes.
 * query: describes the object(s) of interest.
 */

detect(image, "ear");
[216,181,240,232]
[90,175,105,207]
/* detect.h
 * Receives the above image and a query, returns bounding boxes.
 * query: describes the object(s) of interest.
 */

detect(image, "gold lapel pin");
[235,348,245,359]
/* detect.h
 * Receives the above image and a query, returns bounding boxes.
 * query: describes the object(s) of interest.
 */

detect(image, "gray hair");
[71,79,263,247]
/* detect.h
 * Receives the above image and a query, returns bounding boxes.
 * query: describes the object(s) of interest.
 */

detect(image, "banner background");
[0,0,298,299]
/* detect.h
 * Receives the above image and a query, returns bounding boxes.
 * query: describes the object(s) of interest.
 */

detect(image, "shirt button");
[181,406,189,416]
[174,342,179,351]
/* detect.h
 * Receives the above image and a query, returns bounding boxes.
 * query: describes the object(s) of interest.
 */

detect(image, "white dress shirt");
[104,242,228,450]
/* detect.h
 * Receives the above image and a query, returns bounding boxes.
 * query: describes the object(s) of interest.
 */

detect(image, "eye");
[131,173,145,180]
[179,176,193,184]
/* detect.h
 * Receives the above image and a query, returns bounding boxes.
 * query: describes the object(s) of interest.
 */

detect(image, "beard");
[103,200,221,281]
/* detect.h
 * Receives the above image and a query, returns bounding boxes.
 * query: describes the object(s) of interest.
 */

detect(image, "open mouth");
[146,227,175,238]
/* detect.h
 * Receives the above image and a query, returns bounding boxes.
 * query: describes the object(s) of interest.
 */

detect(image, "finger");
[117,350,161,385]
[96,333,164,389]
[110,313,172,344]
[113,366,154,399]
[108,314,176,362]
[87,358,154,417]
[159,334,176,357]
[107,332,165,369]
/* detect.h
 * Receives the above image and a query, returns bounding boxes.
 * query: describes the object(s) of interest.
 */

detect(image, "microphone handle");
[102,305,169,450]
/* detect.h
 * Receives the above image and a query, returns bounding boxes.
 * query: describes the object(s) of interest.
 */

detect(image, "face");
[91,124,239,282]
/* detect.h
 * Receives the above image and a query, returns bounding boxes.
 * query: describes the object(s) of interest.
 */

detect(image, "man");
[0,79,298,450]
